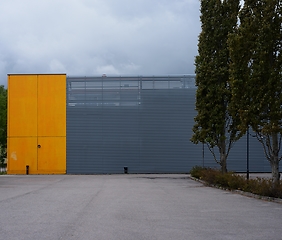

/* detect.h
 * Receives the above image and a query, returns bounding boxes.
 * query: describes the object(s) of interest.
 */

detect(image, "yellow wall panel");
[7,137,37,174]
[8,75,37,137]
[37,137,66,174]
[37,74,66,137]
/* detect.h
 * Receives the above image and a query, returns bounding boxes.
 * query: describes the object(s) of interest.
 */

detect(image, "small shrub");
[190,166,206,179]
[247,178,282,198]
[201,168,219,185]
[215,172,231,188]
[226,174,246,190]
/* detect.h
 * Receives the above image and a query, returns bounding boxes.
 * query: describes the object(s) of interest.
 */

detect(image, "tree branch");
[206,143,220,164]
[256,133,271,161]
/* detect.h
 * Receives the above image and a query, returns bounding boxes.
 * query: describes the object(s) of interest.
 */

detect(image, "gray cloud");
[0,0,200,85]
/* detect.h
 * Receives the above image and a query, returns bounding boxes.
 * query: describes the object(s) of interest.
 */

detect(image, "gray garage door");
[66,75,200,174]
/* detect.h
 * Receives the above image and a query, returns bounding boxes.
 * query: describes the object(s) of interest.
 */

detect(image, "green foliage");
[190,165,207,179]
[192,0,242,173]
[228,0,282,183]
[200,168,219,185]
[229,0,282,132]
[0,86,7,166]
[246,178,282,198]
[191,166,282,199]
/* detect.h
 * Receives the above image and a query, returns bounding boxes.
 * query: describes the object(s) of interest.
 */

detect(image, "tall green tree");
[0,86,7,166]
[229,0,282,183]
[191,0,241,173]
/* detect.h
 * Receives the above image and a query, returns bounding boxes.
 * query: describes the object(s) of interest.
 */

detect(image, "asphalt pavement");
[0,174,281,240]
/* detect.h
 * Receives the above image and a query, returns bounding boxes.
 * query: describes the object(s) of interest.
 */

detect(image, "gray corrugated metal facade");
[66,75,280,174]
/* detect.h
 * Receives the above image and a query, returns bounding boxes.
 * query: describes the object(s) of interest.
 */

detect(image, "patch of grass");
[190,166,282,199]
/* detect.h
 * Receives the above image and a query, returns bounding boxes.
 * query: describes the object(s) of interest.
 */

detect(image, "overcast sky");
[0,0,201,85]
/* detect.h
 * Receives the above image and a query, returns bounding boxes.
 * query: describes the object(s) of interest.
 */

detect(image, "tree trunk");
[271,133,280,184]
[271,159,279,184]
[219,139,227,174]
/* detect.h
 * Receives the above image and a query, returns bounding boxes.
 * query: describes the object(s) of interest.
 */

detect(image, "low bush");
[190,166,282,199]
[190,165,206,179]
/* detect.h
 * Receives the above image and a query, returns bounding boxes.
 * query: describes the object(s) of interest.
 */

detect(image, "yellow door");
[37,137,66,174]
[37,75,66,137]
[7,137,37,174]
[8,75,37,137]
[37,74,66,174]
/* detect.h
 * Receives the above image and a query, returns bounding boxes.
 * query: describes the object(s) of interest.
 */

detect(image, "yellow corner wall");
[7,74,66,174]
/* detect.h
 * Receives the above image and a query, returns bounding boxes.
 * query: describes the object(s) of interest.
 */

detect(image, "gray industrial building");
[66,75,279,174]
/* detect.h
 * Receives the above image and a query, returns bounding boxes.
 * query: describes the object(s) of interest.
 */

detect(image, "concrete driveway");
[0,174,281,240]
